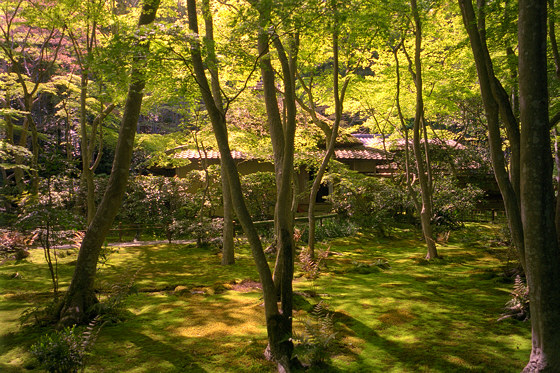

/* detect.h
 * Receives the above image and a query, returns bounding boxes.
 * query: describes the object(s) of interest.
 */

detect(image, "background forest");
[1,0,559,372]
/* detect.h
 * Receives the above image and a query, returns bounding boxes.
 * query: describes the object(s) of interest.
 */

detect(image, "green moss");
[0,223,531,372]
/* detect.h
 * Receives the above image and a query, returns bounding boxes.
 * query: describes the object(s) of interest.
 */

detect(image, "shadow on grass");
[104,328,207,372]
[333,310,522,373]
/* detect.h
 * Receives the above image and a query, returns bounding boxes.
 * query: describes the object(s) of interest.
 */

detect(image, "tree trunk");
[307,1,348,259]
[518,1,560,370]
[265,23,299,371]
[458,0,526,270]
[58,0,160,326]
[410,0,438,259]
[221,166,235,265]
[186,2,293,370]
[79,71,96,224]
[201,0,235,264]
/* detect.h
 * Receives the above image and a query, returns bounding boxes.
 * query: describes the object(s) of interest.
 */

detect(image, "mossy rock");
[174,285,190,296]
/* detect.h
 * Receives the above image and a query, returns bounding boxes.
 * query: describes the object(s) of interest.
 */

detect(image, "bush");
[30,318,105,373]
[325,167,409,234]
[0,230,32,262]
[241,171,277,221]
[431,177,484,231]
[300,217,356,243]
[30,326,84,373]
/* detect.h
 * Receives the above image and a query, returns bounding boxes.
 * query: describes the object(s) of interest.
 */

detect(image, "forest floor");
[0,222,531,372]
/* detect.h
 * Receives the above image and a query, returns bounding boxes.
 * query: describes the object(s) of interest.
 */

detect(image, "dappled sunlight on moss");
[1,223,531,372]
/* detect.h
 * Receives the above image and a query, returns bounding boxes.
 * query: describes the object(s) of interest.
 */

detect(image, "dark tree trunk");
[519,1,560,371]
[458,0,526,270]
[57,0,160,326]
[221,166,235,265]
[256,4,299,366]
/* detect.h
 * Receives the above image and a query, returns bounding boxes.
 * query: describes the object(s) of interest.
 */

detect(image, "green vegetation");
[1,222,531,372]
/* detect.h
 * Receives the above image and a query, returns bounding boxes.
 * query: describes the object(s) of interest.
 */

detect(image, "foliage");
[116,175,198,239]
[91,271,139,324]
[16,177,83,298]
[325,166,409,234]
[31,326,84,373]
[30,317,105,373]
[298,246,331,280]
[498,275,530,322]
[240,171,277,221]
[431,177,484,232]
[293,301,337,367]
[187,217,224,249]
[0,229,32,262]
[300,217,357,243]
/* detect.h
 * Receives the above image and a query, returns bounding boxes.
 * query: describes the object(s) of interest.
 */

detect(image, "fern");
[293,301,337,366]
[298,246,331,280]
[91,270,139,323]
[498,275,530,321]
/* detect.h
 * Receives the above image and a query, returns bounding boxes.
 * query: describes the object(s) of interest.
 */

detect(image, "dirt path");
[51,239,194,250]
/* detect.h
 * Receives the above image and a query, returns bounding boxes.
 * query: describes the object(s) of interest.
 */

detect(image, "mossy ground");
[0,222,530,372]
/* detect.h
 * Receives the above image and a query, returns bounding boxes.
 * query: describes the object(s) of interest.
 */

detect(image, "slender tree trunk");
[201,0,234,263]
[554,128,560,243]
[519,1,560,371]
[186,2,294,370]
[268,29,299,371]
[221,165,235,265]
[410,0,438,259]
[79,72,96,225]
[58,0,160,326]
[459,0,526,270]
[393,42,421,215]
[307,0,349,259]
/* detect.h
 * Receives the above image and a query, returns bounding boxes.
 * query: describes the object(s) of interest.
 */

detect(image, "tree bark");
[458,0,526,270]
[409,0,438,259]
[201,0,235,264]
[307,0,349,259]
[221,166,235,265]
[519,1,560,371]
[186,2,294,370]
[262,13,299,370]
[58,0,160,326]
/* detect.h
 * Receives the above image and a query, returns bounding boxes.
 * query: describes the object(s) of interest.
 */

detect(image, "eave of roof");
[173,149,249,160]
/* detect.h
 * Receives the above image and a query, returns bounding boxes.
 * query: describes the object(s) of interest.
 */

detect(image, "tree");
[304,0,350,259]
[518,1,560,371]
[185,1,297,370]
[200,0,235,264]
[65,0,116,224]
[461,0,560,370]
[407,0,438,259]
[58,0,161,325]
[0,0,66,195]
[458,0,525,269]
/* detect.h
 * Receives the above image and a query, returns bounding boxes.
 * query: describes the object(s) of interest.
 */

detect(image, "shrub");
[300,217,356,243]
[30,326,84,373]
[30,317,105,373]
[0,230,32,262]
[240,171,277,221]
[325,167,409,234]
[431,177,484,231]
